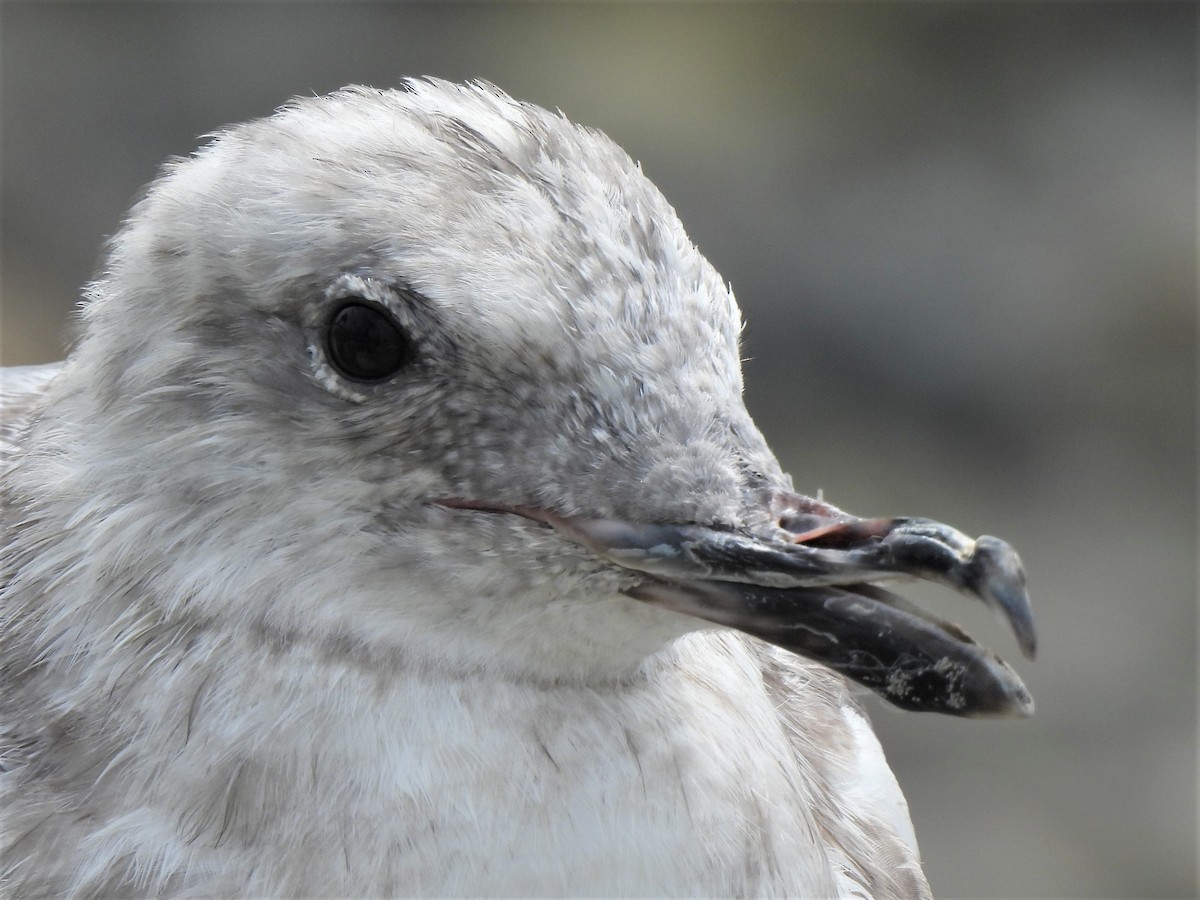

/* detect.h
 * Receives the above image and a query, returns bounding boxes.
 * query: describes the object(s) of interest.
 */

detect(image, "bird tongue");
[435,493,1036,717]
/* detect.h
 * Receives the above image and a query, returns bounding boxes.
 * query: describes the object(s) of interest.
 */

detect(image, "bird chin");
[350,504,699,684]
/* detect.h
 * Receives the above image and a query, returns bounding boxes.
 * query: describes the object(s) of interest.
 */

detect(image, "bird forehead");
[164,82,742,368]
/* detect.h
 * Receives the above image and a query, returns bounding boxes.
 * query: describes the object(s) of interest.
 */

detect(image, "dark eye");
[325,300,414,381]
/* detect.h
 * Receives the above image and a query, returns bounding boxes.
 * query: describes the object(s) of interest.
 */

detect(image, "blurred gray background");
[2,3,1195,897]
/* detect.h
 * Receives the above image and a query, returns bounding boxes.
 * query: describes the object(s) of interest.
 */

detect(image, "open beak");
[435,491,1035,718]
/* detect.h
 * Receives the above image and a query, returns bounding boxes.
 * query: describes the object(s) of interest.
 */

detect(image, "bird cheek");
[633,447,755,525]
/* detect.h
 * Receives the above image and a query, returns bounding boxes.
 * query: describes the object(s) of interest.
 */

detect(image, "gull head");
[37,79,1034,712]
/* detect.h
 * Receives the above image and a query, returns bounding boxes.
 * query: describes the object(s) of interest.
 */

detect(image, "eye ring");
[324,299,415,381]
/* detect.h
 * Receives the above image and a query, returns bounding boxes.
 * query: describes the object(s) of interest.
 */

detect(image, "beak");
[435,491,1036,718]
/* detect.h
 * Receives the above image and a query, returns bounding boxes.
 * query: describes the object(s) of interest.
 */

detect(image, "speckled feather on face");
[0,79,1035,897]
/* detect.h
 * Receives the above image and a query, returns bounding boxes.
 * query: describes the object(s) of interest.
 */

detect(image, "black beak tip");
[970,535,1038,660]
[882,652,1036,719]
[970,657,1036,718]
[972,678,1036,720]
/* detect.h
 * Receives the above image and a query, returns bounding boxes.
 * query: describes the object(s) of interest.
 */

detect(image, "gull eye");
[325,300,414,381]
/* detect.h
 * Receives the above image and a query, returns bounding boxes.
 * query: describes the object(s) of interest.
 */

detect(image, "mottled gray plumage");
[1,80,1033,897]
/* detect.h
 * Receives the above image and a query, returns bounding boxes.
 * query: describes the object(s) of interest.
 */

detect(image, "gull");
[0,79,1035,898]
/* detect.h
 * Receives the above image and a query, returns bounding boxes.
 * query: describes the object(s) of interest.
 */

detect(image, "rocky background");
[3,4,1194,897]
